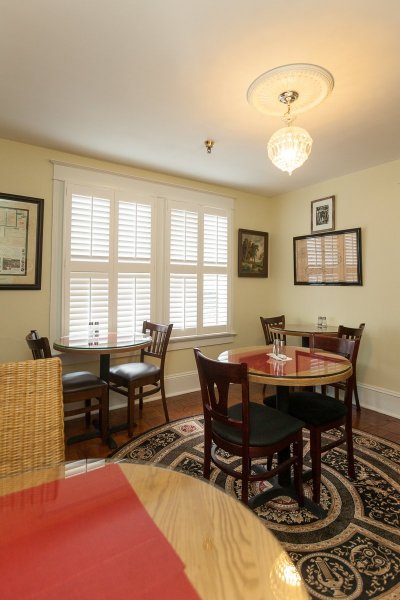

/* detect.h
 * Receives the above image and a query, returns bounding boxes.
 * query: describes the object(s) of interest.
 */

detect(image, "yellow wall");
[1,137,399,405]
[0,138,275,371]
[272,158,400,392]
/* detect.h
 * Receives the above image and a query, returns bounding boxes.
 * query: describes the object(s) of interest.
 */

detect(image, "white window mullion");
[108,192,118,333]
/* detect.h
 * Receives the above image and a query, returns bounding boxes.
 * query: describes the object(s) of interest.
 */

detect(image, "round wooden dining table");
[218,345,352,515]
[53,332,152,381]
[0,461,309,600]
[218,344,352,391]
[269,323,338,347]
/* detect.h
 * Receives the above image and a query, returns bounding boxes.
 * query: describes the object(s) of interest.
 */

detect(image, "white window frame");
[50,162,235,351]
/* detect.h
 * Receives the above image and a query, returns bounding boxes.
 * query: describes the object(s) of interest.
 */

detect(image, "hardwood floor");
[64,385,400,461]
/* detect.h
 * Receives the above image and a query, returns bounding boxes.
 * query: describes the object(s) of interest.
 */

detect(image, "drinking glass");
[272,339,280,356]
[321,316,327,329]
[317,316,323,328]
[277,339,286,358]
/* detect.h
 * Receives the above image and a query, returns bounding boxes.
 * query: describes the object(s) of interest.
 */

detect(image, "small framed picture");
[238,229,268,277]
[311,195,335,233]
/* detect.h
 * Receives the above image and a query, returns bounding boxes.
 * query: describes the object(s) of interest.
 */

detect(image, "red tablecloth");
[0,464,200,599]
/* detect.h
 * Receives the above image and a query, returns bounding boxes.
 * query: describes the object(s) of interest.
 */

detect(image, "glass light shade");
[267,126,313,175]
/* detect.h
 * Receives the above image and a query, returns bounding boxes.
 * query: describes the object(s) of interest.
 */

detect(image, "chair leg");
[346,417,356,480]
[85,399,91,428]
[353,375,361,412]
[128,385,136,438]
[241,456,250,505]
[160,379,169,423]
[293,439,304,507]
[203,427,212,480]
[139,387,144,410]
[99,388,109,443]
[310,428,322,504]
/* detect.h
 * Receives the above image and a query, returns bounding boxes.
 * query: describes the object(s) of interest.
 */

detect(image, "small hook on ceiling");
[204,139,215,154]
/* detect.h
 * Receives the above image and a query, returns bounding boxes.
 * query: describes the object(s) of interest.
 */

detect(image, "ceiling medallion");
[247,64,334,175]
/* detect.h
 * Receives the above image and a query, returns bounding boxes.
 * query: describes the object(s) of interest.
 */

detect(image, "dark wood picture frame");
[311,195,335,233]
[238,228,268,277]
[0,192,44,290]
[293,227,362,286]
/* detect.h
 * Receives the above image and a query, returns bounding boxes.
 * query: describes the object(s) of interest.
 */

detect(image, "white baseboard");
[356,383,400,420]
[109,371,400,421]
[109,370,200,411]
[317,382,400,420]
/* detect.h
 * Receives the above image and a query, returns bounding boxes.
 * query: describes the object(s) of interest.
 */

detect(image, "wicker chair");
[0,358,65,477]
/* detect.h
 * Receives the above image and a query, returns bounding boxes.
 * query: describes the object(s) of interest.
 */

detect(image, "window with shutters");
[167,203,229,336]
[53,164,233,344]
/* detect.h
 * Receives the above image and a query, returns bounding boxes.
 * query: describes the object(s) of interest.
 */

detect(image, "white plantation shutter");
[58,166,232,343]
[167,203,230,336]
[203,213,228,330]
[204,214,228,266]
[169,274,197,330]
[170,209,198,264]
[68,275,109,339]
[203,274,227,326]
[117,273,151,339]
[70,194,110,261]
[63,184,153,337]
[118,201,151,262]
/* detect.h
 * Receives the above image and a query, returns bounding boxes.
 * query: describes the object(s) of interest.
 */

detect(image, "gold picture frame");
[238,229,268,277]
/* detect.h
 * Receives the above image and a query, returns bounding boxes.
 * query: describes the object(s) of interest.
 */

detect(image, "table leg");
[98,353,118,449]
[100,354,110,382]
[250,385,325,518]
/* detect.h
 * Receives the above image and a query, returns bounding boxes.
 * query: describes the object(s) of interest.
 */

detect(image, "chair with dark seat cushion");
[260,315,286,345]
[331,323,365,411]
[25,330,109,444]
[194,347,304,507]
[108,321,173,437]
[284,334,357,503]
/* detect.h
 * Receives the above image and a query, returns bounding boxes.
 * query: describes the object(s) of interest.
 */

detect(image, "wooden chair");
[25,331,109,444]
[193,347,304,507]
[332,323,365,411]
[260,315,286,344]
[260,315,287,397]
[108,321,173,437]
[0,358,65,476]
[285,334,357,503]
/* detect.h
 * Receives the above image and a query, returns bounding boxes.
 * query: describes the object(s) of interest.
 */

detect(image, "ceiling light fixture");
[247,64,334,175]
[267,90,312,175]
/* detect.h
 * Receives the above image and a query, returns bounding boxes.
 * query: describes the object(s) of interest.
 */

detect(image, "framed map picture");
[0,193,44,290]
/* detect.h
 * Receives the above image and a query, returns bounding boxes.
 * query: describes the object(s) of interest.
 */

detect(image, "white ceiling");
[1,0,399,197]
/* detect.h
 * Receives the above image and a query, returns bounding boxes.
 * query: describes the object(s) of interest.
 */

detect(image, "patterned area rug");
[111,416,400,600]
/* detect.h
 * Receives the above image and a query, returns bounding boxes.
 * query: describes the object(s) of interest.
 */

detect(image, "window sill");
[54,331,236,366]
[169,332,237,351]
